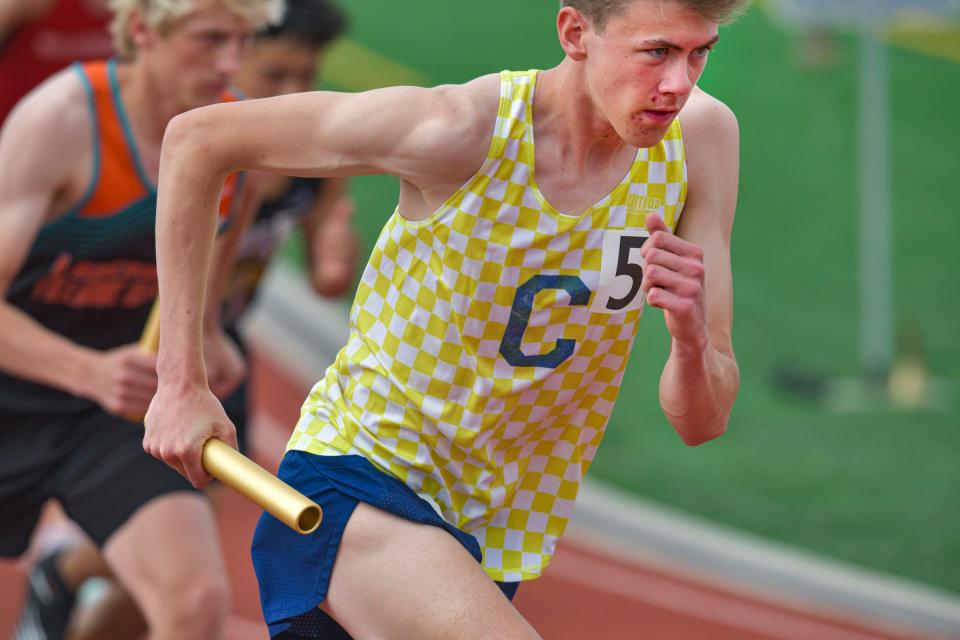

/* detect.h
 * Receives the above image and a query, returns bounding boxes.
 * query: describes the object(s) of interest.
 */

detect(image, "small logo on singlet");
[626,195,663,213]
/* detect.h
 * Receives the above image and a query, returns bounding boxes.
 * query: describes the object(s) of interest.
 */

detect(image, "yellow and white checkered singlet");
[288,70,687,581]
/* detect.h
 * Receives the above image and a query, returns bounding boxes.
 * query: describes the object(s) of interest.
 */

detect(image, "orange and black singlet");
[0,59,241,417]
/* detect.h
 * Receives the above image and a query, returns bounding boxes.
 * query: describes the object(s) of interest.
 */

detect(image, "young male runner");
[0,1,281,638]
[147,0,747,637]
[14,4,357,636]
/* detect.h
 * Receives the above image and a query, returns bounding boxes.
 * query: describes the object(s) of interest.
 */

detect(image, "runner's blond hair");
[109,0,284,59]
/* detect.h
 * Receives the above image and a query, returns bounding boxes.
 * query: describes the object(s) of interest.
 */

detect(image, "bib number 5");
[498,231,648,369]
[591,231,649,314]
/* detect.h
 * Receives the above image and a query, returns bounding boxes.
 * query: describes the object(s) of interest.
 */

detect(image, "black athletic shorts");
[0,407,198,558]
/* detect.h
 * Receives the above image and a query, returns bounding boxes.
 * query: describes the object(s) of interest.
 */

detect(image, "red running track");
[0,349,941,639]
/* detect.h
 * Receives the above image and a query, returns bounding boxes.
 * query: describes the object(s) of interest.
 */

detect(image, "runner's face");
[148,5,256,108]
[234,38,322,98]
[584,0,719,147]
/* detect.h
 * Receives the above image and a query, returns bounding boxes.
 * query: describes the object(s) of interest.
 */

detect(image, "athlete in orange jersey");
[16,3,359,637]
[0,1,282,639]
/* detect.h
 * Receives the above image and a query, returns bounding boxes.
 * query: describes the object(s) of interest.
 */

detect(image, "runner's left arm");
[644,89,740,445]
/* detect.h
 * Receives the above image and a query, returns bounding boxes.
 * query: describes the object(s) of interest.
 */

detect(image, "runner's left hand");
[311,196,359,298]
[641,215,709,353]
[204,326,247,399]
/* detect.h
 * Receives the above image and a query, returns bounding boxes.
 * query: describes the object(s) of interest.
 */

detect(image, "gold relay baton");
[139,299,322,534]
[122,302,163,422]
[138,299,162,353]
[202,439,322,534]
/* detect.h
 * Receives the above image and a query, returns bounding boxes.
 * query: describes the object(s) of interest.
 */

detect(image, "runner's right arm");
[201,172,268,399]
[146,80,499,485]
[0,74,158,417]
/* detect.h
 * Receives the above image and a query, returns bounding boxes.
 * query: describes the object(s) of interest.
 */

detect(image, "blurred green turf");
[284,3,960,592]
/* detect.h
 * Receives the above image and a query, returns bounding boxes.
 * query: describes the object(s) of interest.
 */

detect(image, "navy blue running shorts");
[251,451,519,638]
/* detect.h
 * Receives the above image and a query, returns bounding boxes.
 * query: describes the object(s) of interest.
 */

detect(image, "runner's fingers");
[168,457,190,483]
[117,372,159,396]
[116,348,159,375]
[213,420,240,451]
[153,440,191,483]
[646,287,697,316]
[330,196,355,221]
[114,358,158,387]
[125,388,156,408]
[644,213,669,234]
[641,265,701,298]
[642,248,705,279]
[110,397,153,422]
[215,433,239,454]
[128,349,159,370]
[101,389,150,419]
[179,445,209,489]
[641,229,704,261]
[141,414,192,482]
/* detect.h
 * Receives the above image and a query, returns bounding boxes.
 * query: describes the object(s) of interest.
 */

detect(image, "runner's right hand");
[143,380,239,488]
[84,343,158,418]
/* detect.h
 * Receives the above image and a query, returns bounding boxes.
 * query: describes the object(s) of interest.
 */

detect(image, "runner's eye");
[196,31,229,47]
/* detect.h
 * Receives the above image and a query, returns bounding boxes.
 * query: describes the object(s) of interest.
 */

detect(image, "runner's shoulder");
[4,67,91,146]
[400,73,501,182]
[679,88,738,146]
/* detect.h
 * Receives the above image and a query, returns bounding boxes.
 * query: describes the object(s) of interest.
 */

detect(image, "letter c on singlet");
[499,275,591,369]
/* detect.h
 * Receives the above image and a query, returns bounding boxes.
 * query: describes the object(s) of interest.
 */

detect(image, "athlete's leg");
[41,533,146,640]
[102,492,230,640]
[22,515,146,640]
[68,577,147,640]
[3,420,74,640]
[40,535,144,640]
[55,535,111,588]
[56,411,230,640]
[322,503,540,640]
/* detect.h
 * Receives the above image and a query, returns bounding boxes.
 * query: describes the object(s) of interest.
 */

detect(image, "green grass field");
[286,3,960,593]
